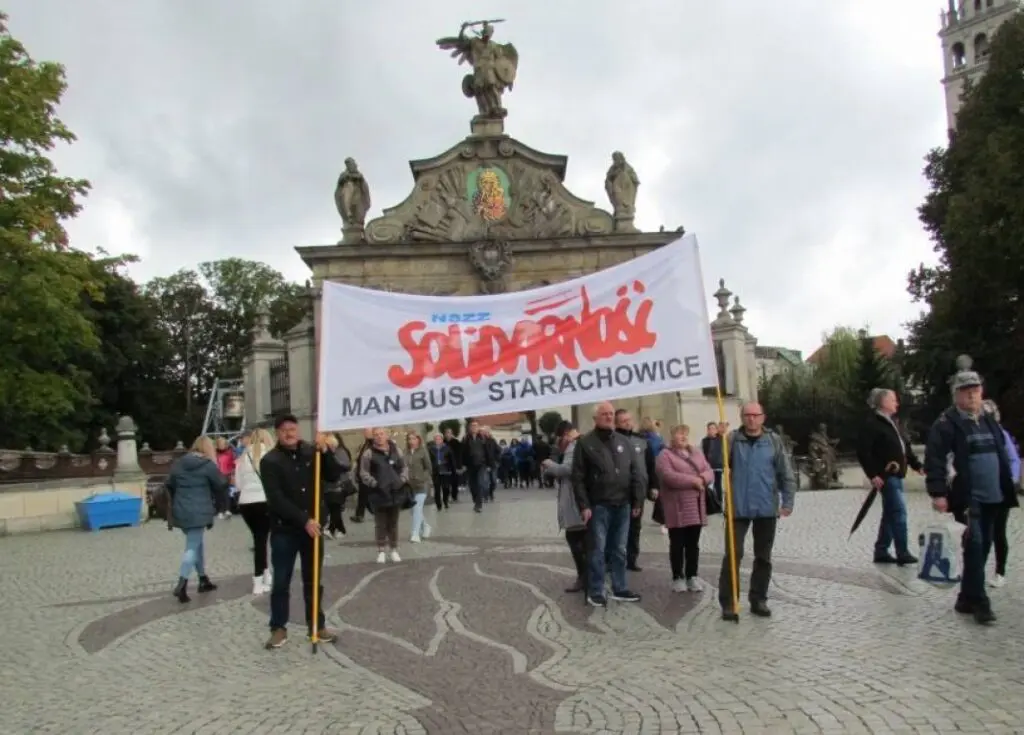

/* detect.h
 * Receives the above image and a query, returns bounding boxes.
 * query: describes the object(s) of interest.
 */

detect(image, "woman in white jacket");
[236,427,275,595]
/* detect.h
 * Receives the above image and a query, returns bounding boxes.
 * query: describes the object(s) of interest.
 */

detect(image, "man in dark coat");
[924,359,1020,625]
[614,409,659,571]
[261,415,344,649]
[857,388,923,566]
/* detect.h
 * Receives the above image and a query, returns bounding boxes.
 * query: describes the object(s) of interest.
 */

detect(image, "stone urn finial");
[713,279,733,321]
[730,296,746,324]
[97,428,112,452]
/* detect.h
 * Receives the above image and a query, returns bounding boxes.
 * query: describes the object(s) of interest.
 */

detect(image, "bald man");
[718,402,796,621]
[571,401,644,606]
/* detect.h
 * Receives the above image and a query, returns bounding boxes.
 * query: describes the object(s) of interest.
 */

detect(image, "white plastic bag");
[917,518,965,585]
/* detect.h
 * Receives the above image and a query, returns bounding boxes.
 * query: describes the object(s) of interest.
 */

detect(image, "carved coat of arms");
[468,240,513,292]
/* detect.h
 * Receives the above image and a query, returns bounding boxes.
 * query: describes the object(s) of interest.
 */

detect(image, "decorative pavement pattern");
[2,490,1023,734]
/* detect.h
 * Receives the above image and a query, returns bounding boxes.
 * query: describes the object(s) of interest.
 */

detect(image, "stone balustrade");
[0,416,154,536]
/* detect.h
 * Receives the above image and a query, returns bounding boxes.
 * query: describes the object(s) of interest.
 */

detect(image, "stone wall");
[0,476,147,536]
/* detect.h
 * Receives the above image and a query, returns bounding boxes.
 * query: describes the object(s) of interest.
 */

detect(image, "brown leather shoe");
[310,627,337,643]
[265,628,288,650]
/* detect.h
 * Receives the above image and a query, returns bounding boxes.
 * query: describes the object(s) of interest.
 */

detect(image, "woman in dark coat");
[166,436,229,603]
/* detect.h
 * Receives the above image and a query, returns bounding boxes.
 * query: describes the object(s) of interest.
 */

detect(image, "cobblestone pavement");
[2,489,1023,734]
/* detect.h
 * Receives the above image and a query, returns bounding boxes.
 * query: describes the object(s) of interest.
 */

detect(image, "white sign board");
[317,234,718,430]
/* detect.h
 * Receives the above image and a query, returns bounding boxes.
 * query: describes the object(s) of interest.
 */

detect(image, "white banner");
[317,234,718,431]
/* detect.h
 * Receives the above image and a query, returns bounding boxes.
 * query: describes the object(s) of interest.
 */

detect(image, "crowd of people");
[160,359,1019,649]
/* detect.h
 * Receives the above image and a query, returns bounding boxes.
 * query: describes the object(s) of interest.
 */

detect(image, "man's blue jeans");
[467,466,489,509]
[960,502,998,604]
[875,477,910,557]
[587,504,631,597]
[269,530,325,634]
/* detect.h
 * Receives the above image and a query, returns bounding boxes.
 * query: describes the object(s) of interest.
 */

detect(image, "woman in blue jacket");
[166,436,229,603]
[983,400,1020,588]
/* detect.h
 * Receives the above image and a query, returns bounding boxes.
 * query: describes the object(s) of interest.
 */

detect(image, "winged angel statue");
[436,20,519,120]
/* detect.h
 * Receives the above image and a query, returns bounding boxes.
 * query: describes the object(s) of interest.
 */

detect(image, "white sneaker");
[410,535,422,543]
[686,577,704,593]
[252,576,266,595]
[989,574,1006,588]
[376,551,387,564]
[389,549,402,563]
[671,579,687,593]
[422,524,432,539]
[660,526,668,535]
[261,569,272,593]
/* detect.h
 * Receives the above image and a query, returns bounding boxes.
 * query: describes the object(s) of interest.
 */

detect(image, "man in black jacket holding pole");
[260,414,344,650]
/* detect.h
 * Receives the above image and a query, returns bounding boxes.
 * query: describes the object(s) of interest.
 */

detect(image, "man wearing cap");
[924,356,1020,625]
[260,414,345,649]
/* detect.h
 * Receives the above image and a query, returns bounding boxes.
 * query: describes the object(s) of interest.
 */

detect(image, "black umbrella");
[848,487,878,538]
[848,462,900,538]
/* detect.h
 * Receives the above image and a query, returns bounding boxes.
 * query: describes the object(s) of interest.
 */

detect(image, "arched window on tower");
[974,0,982,10]
[952,42,967,68]
[974,33,989,62]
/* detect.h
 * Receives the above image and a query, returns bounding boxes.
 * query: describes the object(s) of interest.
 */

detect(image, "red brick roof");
[807,334,896,365]
[474,412,526,427]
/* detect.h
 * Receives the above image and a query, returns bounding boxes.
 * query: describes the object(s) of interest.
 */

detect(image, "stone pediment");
[364,136,615,244]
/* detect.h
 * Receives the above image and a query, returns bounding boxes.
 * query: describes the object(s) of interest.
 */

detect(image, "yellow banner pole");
[715,386,741,622]
[311,449,322,653]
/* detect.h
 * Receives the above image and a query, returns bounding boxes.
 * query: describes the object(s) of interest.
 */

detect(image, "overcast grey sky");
[6,0,946,356]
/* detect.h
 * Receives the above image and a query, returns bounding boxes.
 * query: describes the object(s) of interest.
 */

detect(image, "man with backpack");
[719,402,796,621]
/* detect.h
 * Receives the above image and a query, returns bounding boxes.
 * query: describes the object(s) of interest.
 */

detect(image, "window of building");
[974,33,989,61]
[952,42,967,68]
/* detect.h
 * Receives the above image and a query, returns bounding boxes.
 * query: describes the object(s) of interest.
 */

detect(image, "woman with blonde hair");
[405,431,433,543]
[655,424,714,593]
[166,435,229,603]
[236,427,275,595]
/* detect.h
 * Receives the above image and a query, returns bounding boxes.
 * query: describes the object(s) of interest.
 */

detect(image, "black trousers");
[718,517,777,609]
[352,485,370,520]
[668,525,702,580]
[993,506,1010,576]
[325,495,346,535]
[238,502,270,577]
[565,528,588,580]
[433,472,454,509]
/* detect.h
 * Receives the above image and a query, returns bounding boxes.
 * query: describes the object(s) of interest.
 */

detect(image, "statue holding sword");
[436,19,519,120]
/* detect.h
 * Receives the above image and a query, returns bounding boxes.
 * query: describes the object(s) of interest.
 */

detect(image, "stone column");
[112,416,147,517]
[243,309,286,425]
[284,317,316,438]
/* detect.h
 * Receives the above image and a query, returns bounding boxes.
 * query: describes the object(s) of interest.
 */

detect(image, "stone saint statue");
[807,423,840,490]
[604,151,640,218]
[334,157,371,229]
[436,20,519,120]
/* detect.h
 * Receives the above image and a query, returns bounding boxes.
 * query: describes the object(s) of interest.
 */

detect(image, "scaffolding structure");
[201,377,246,440]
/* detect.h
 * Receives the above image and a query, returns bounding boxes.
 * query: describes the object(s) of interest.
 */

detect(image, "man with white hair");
[924,356,1019,625]
[856,387,923,566]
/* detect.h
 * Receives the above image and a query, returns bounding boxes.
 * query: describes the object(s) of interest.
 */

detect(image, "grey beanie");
[949,354,983,393]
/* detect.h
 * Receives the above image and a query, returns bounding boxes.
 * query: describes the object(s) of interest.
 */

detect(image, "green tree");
[538,410,564,438]
[143,259,306,421]
[904,14,1024,435]
[853,333,896,405]
[0,14,98,449]
[74,255,188,448]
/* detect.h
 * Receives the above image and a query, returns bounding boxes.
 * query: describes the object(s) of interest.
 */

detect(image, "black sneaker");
[473,505,482,513]
[954,597,974,615]
[973,604,996,625]
[586,594,607,607]
[749,600,772,617]
[896,553,918,567]
[873,553,898,564]
[610,589,641,602]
